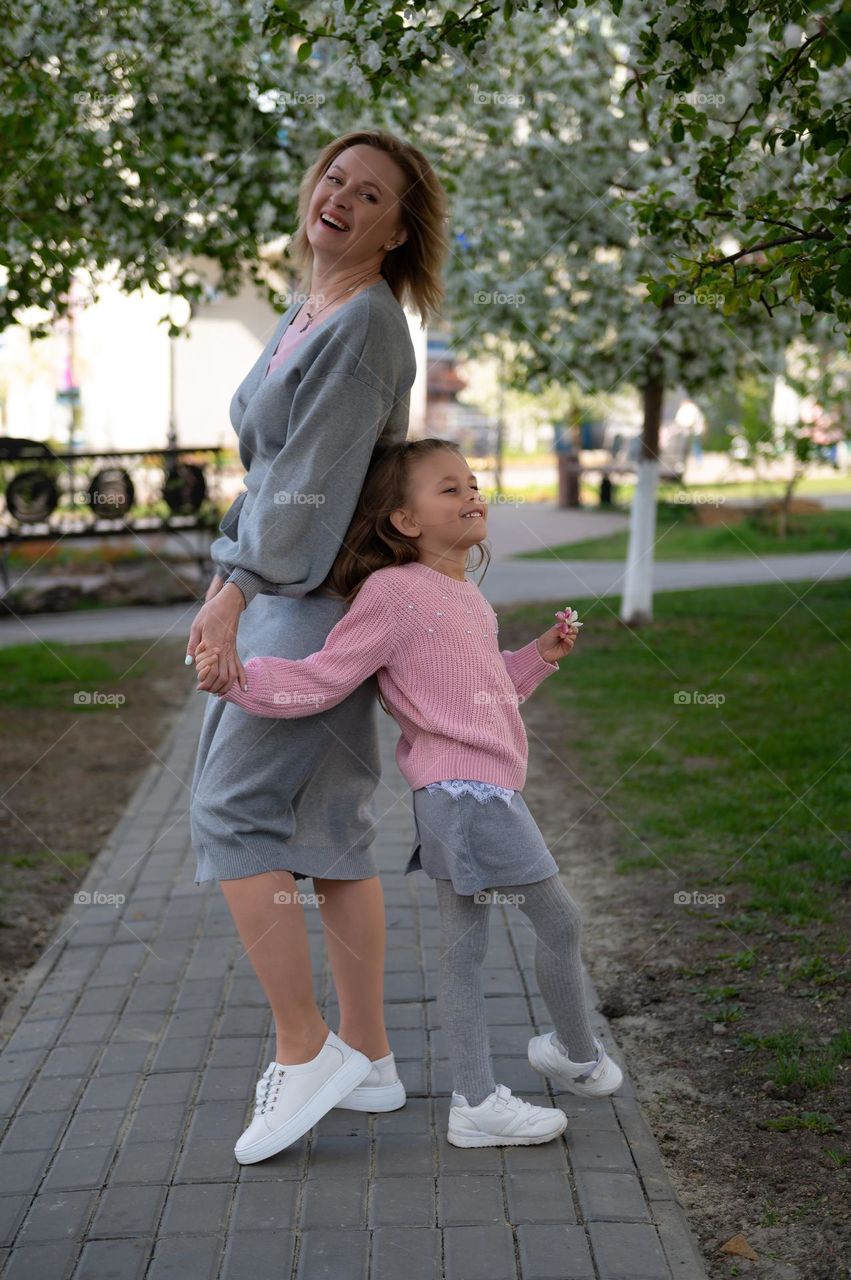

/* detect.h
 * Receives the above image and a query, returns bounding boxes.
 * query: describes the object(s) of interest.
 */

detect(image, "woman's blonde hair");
[322,438,491,711]
[288,129,449,328]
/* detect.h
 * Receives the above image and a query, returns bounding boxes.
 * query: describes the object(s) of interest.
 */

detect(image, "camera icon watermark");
[674,889,725,908]
[473,290,525,307]
[73,691,126,707]
[281,91,325,106]
[672,492,724,505]
[272,691,326,707]
[674,690,725,706]
[471,87,525,108]
[273,490,326,506]
[273,890,325,906]
[473,890,526,906]
[473,689,525,705]
[674,291,725,307]
[74,890,125,906]
[74,90,122,107]
[675,91,725,107]
[487,492,526,507]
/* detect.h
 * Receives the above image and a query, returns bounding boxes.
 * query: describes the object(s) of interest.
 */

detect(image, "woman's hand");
[205,572,226,603]
[186,583,248,694]
[535,606,583,665]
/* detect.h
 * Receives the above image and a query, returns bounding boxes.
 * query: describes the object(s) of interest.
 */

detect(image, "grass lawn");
[516,502,851,560]
[505,575,850,1079]
[528,576,850,920]
[500,576,850,1262]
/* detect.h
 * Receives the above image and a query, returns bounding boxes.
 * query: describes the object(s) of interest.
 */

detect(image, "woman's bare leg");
[219,870,329,1064]
[313,875,391,1061]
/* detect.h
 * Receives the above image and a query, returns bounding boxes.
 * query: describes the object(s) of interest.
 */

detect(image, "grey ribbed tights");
[435,873,598,1106]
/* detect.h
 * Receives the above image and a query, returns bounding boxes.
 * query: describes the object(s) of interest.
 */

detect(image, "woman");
[187,128,448,1163]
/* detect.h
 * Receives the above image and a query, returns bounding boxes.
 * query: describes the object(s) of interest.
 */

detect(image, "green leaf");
[836,263,851,296]
[297,40,313,61]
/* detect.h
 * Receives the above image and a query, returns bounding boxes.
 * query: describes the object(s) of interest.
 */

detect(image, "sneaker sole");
[234,1050,373,1164]
[334,1080,407,1112]
[447,1113,567,1148]
[528,1037,624,1098]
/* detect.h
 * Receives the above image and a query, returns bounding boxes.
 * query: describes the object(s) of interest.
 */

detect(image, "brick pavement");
[0,692,708,1279]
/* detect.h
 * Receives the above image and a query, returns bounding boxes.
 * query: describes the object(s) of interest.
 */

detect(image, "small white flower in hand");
[555,607,582,636]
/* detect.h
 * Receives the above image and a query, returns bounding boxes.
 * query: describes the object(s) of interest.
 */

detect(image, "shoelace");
[254,1065,286,1116]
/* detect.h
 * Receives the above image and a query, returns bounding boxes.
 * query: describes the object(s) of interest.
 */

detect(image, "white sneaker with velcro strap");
[447,1083,567,1147]
[528,1032,623,1097]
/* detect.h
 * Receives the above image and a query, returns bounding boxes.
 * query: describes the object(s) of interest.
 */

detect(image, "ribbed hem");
[194,835,379,884]
[404,749,527,792]
[502,637,559,699]
[222,659,277,715]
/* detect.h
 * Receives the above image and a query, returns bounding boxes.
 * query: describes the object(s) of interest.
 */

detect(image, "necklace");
[298,271,382,333]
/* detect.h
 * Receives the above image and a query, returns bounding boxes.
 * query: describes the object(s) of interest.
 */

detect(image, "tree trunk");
[620,372,664,626]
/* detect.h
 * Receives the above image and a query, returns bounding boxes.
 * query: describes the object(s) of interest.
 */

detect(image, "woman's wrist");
[217,581,247,612]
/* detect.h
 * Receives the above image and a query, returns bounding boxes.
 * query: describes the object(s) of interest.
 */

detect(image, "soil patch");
[0,638,191,1018]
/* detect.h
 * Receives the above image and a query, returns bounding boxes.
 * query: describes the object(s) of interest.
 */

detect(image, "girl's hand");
[186,583,248,694]
[535,606,583,664]
[195,642,223,693]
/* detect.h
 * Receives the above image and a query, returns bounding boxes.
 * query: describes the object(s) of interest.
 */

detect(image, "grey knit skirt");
[404,785,559,897]
[191,590,382,885]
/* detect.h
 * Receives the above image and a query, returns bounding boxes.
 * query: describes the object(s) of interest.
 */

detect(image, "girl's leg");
[219,870,329,1064]
[503,875,597,1063]
[435,878,496,1106]
[313,874,391,1061]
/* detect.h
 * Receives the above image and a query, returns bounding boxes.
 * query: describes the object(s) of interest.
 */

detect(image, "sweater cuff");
[225,567,266,608]
[507,638,559,698]
[221,658,275,713]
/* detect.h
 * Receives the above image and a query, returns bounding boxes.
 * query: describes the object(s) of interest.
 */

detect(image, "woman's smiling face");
[307,144,409,270]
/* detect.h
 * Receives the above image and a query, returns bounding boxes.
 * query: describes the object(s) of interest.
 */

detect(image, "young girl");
[195,437,622,1149]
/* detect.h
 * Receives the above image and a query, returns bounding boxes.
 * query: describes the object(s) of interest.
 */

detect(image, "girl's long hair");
[322,438,492,713]
[288,129,449,329]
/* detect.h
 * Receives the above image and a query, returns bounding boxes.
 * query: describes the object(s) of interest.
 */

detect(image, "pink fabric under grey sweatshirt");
[264,311,308,376]
[221,561,560,791]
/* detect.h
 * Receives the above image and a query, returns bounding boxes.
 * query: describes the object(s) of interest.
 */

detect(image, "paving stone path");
[0,693,709,1279]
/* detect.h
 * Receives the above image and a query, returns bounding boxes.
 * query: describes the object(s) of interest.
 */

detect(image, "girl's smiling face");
[306,144,409,272]
[390,448,488,555]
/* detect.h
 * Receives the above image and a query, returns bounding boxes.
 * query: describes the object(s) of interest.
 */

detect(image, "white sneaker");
[334,1051,406,1112]
[528,1032,623,1097]
[447,1083,567,1148]
[234,1030,372,1164]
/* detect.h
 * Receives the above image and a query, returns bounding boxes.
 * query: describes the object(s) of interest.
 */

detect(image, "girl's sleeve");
[501,640,559,701]
[222,372,404,608]
[220,573,407,719]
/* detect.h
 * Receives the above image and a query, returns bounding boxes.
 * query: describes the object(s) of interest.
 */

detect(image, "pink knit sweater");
[221,561,560,791]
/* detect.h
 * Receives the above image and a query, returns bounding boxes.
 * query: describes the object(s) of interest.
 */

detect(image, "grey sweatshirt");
[211,278,418,607]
